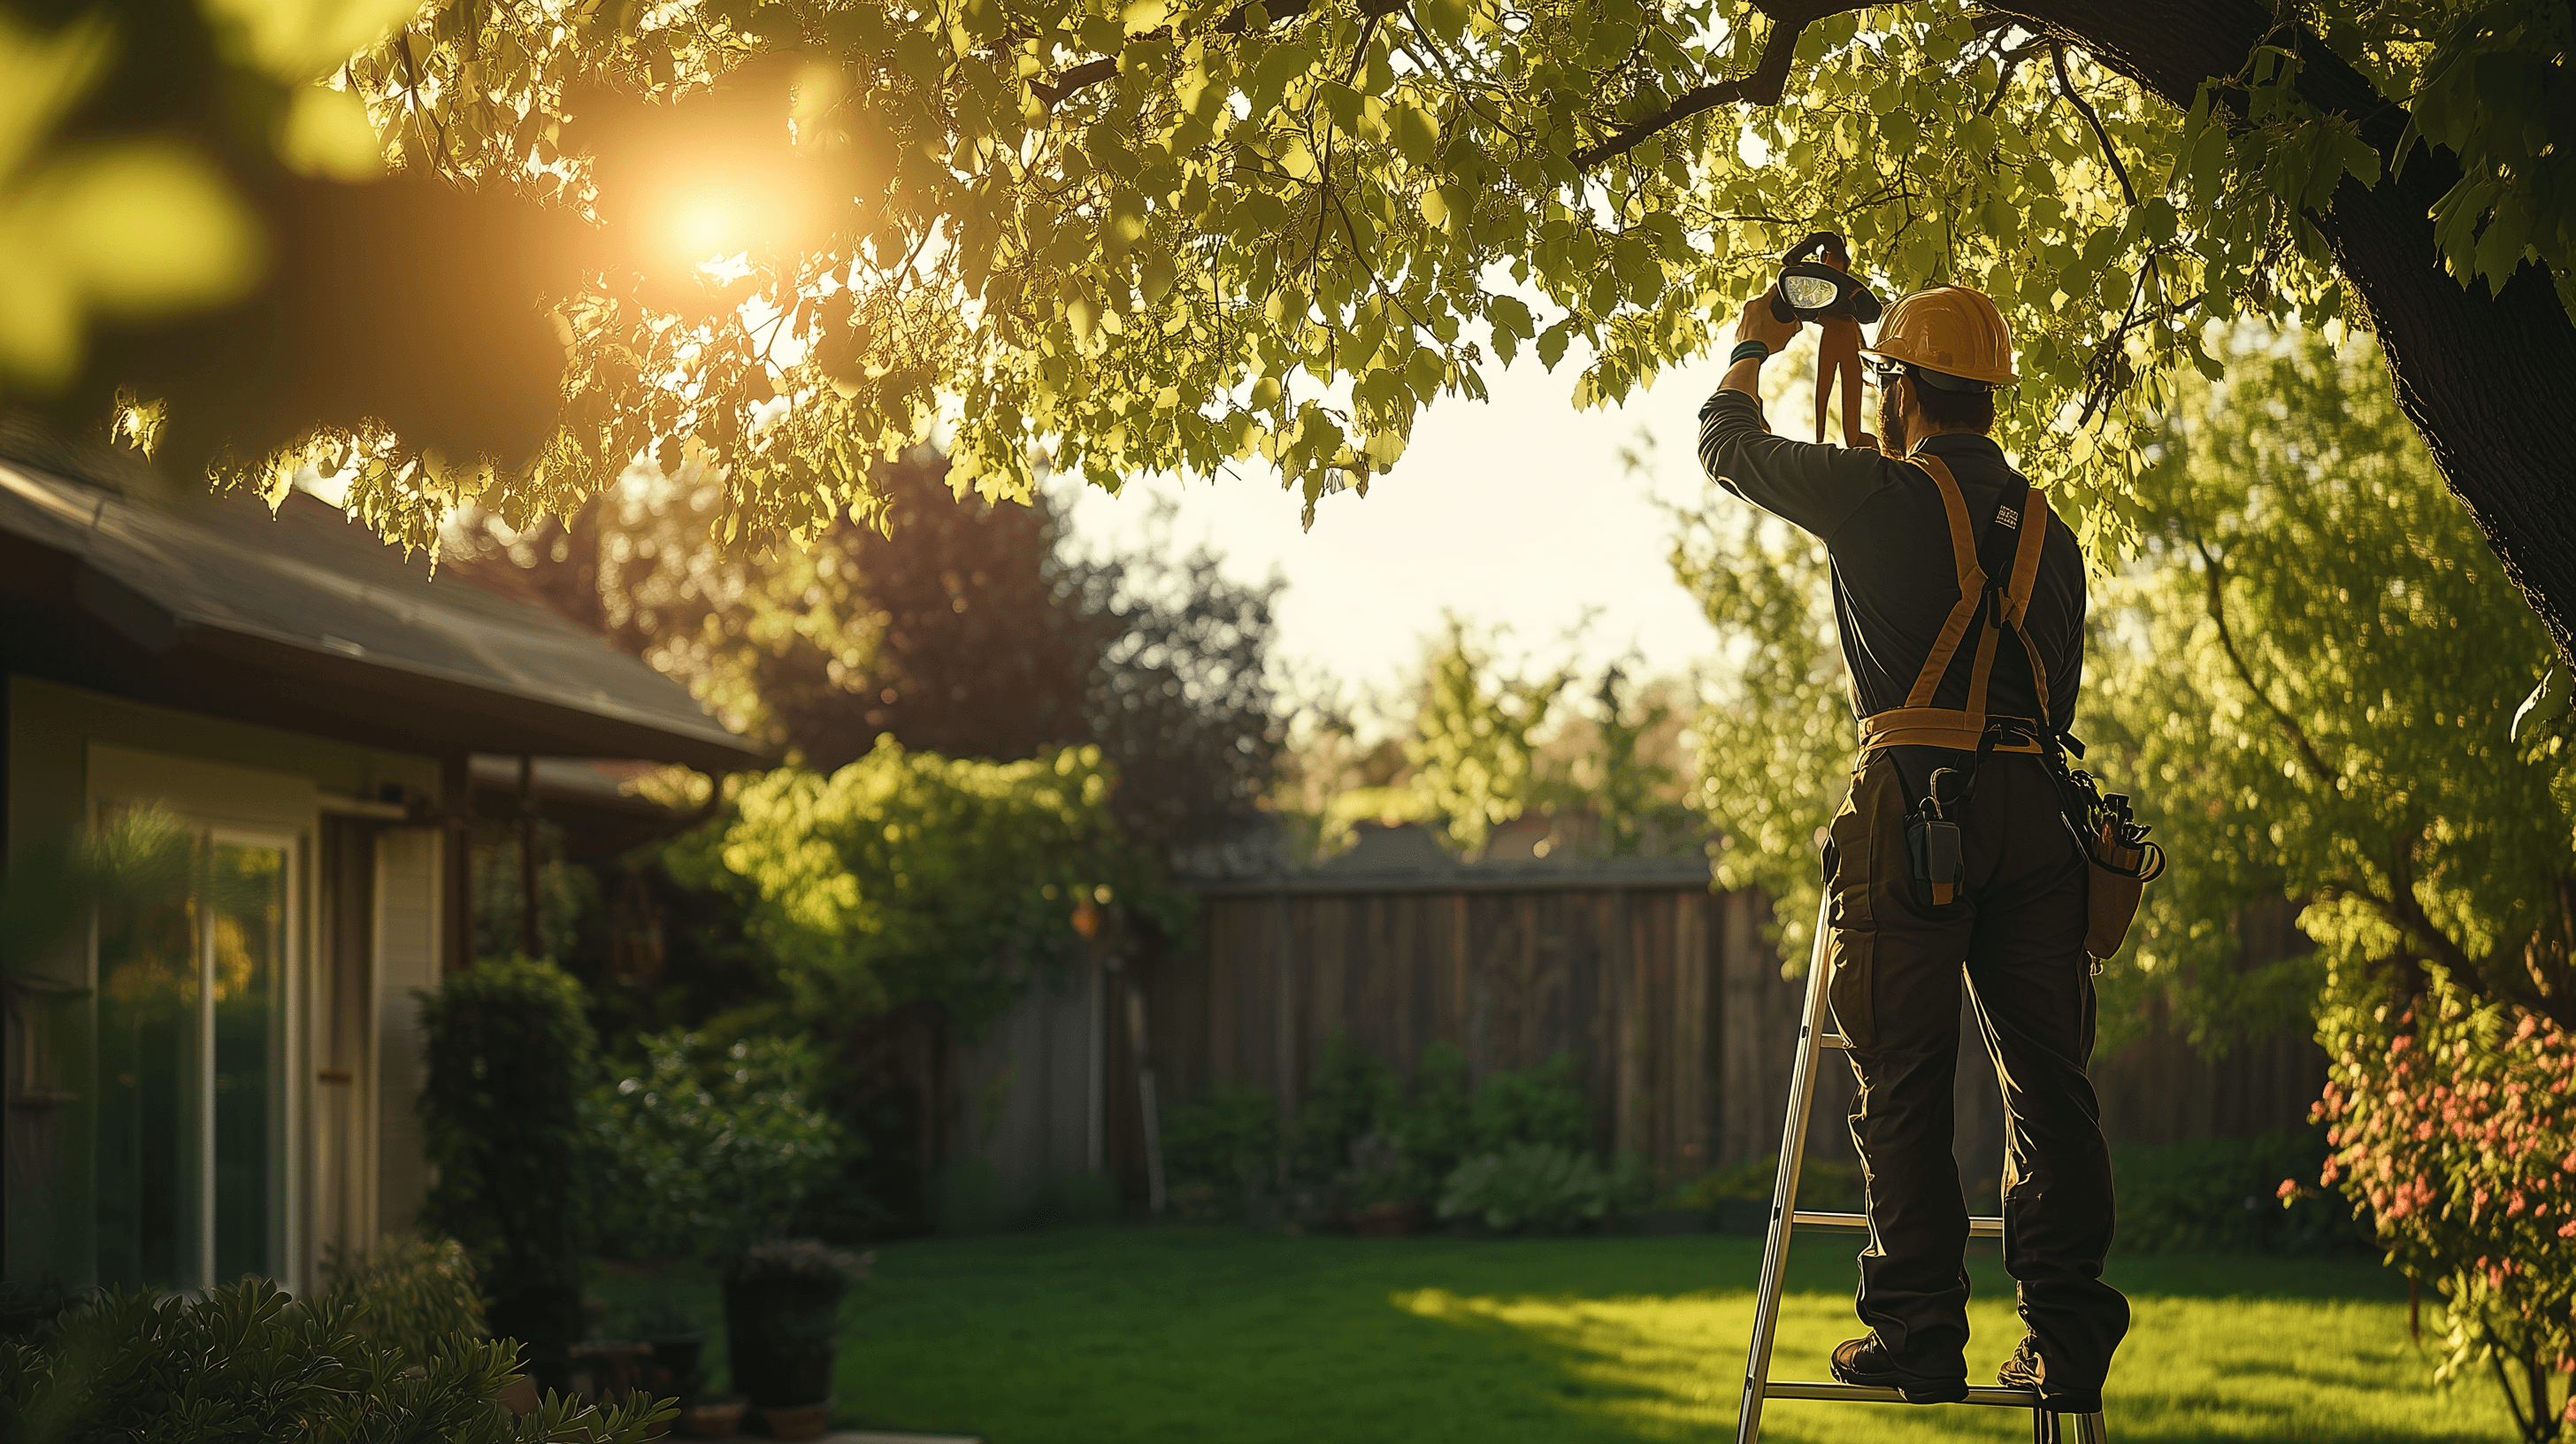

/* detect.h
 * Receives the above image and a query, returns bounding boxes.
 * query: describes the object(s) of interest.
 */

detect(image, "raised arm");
[1698,290,1892,543]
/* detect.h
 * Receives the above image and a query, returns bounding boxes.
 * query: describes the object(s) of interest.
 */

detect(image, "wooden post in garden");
[1127,981,1166,1215]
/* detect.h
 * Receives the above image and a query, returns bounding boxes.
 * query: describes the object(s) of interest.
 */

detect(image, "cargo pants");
[1822,745,2130,1390]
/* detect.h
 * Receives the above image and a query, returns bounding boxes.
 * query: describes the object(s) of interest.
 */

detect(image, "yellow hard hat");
[1861,285,2018,388]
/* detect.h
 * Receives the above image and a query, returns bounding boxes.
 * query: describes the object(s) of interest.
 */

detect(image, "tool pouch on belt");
[2046,751,2168,960]
[2083,821,2148,959]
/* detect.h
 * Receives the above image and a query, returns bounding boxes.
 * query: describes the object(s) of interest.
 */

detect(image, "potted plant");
[722,1240,871,1439]
[589,1033,852,1432]
[614,1298,706,1433]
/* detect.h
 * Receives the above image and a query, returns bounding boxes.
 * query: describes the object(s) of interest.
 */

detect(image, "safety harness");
[1855,450,2164,939]
[1857,450,2054,760]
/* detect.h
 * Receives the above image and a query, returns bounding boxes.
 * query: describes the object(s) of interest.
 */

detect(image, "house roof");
[0,455,765,772]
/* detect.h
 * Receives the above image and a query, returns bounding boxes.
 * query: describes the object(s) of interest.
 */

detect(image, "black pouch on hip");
[1906,766,1966,907]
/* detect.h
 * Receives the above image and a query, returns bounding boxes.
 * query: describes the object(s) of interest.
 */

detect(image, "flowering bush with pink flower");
[2306,977,2575,1441]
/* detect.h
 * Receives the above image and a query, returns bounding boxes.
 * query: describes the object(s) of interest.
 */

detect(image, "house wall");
[4,675,442,1290]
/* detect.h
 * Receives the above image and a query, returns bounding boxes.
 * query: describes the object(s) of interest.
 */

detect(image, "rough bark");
[1997,0,2576,670]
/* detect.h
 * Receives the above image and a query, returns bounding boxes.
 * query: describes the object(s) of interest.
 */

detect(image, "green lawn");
[594,1228,2515,1443]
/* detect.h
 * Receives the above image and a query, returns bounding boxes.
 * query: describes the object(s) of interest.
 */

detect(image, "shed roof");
[0,457,764,772]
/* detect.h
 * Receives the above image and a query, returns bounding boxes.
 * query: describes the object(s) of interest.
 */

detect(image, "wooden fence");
[1082,869,2324,1206]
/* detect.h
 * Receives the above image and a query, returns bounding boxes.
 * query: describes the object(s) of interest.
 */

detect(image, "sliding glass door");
[96,817,293,1293]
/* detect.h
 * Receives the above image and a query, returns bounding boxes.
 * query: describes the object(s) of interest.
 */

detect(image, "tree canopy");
[6,0,2575,661]
[2085,328,2572,1040]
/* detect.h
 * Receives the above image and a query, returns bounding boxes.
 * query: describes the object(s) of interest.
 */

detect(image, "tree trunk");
[2005,0,2576,669]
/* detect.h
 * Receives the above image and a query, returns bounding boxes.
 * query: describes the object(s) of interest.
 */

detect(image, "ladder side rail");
[1732,893,1836,1444]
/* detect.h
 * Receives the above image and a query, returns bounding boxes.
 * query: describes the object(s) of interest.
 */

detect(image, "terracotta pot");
[678,1397,747,1440]
[496,1376,541,1417]
[1350,1200,1422,1238]
[758,1400,833,1441]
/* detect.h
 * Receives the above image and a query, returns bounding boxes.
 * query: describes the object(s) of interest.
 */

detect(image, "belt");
[1858,708,2046,754]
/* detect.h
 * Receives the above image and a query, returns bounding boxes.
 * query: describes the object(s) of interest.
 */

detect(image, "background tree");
[450,448,1284,862]
[2087,333,2574,1430]
[1540,664,1696,857]
[2086,328,2573,1039]
[10,0,2576,672]
[664,739,1179,1027]
[1670,502,1850,960]
[1277,622,1697,859]
[1403,618,1574,856]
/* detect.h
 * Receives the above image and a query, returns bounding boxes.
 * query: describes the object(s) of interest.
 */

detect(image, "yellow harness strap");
[1855,451,2054,757]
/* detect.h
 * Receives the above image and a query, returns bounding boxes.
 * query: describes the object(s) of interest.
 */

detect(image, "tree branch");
[1570,1,1859,170]
[2193,536,2342,787]
[1031,58,1117,105]
[1034,0,1407,107]
[1980,37,2044,115]
[2051,42,2137,206]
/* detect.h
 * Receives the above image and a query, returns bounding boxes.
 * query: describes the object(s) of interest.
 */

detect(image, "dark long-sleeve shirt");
[1697,387,2085,734]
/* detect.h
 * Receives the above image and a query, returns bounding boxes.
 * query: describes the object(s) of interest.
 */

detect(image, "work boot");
[1997,1336,2103,1414]
[1830,1334,1969,1404]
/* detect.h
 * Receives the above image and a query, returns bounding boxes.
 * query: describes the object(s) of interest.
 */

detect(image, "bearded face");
[1877,373,1908,456]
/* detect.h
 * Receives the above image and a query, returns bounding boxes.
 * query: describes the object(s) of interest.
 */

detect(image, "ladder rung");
[1818,1032,1853,1049]
[1757,1380,2043,1409]
[1790,1210,2005,1238]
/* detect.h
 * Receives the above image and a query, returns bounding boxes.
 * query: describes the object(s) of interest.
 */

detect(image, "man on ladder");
[1697,282,2128,1420]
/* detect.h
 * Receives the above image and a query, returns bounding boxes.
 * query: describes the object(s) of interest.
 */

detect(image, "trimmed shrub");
[1438,1143,1611,1233]
[1468,1053,1591,1156]
[1162,1086,1279,1219]
[319,1234,486,1369]
[417,956,596,1385]
[0,1281,670,1444]
[587,1031,847,1266]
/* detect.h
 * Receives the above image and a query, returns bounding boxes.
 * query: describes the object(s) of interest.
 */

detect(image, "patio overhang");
[0,457,769,775]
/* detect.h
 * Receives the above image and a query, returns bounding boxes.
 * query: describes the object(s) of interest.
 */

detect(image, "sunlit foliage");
[2085,328,2574,1041]
[666,739,1179,1026]
[1404,617,1574,854]
[12,0,2565,569]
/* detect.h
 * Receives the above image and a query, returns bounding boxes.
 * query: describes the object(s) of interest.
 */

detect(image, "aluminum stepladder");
[1733,895,2110,1444]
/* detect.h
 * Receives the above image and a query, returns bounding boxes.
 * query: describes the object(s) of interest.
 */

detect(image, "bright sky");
[1062,342,1776,723]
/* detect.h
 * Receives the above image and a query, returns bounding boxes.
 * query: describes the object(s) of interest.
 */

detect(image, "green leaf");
[1535,321,1570,370]
[2141,196,2178,244]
